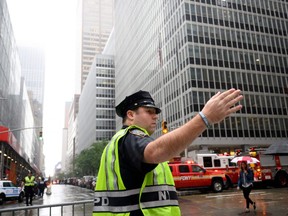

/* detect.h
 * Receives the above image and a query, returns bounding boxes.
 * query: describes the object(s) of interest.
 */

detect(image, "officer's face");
[132,107,159,135]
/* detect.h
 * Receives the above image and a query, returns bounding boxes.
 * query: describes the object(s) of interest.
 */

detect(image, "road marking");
[205,191,267,198]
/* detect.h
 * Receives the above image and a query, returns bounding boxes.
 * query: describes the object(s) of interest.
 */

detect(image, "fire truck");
[168,157,227,192]
[191,153,239,188]
[249,147,288,187]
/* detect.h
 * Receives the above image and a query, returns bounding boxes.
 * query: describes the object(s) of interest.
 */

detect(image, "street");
[0,184,287,215]
[179,187,288,216]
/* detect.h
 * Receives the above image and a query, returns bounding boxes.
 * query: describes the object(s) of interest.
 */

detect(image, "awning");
[264,141,288,155]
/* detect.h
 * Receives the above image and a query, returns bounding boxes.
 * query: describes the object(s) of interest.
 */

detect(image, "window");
[203,157,213,167]
[179,165,189,173]
[214,159,221,167]
[228,159,237,167]
[3,182,12,187]
[192,165,204,172]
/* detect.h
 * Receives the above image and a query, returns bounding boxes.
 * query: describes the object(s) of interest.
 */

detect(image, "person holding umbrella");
[237,161,256,213]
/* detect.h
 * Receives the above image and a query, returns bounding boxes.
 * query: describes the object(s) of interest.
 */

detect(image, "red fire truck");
[249,147,288,187]
[192,153,239,188]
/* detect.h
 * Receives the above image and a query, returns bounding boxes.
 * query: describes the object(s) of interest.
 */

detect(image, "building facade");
[79,0,114,90]
[114,0,288,154]
[66,95,79,172]
[76,54,115,155]
[61,102,72,173]
[0,0,42,182]
[18,46,45,173]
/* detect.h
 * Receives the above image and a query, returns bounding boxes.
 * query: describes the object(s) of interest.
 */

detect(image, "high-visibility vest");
[93,125,181,216]
[24,176,35,186]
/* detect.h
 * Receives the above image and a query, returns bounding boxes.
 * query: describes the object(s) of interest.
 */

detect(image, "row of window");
[185,14,287,37]
[96,69,115,78]
[95,58,114,68]
[186,24,287,55]
[188,0,288,19]
[201,128,287,138]
[186,68,287,88]
[95,131,115,141]
[183,102,287,116]
[183,45,287,74]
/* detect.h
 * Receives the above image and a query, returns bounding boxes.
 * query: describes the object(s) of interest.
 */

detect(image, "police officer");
[93,89,243,215]
[24,171,35,206]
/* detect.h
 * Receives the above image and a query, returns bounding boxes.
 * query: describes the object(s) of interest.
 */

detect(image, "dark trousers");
[24,186,34,205]
[242,185,253,208]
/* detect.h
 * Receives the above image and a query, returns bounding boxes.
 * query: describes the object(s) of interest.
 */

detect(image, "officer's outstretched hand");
[201,88,243,125]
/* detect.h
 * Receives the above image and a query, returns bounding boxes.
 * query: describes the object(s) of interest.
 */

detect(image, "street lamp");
[0,126,43,134]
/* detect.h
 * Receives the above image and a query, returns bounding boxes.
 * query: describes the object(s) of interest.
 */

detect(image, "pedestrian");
[93,89,243,215]
[23,171,35,206]
[38,177,47,197]
[237,161,256,213]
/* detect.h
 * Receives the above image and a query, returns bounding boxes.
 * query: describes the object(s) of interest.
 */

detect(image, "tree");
[74,140,107,177]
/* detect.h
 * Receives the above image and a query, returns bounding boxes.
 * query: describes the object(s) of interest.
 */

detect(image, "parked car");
[0,180,25,204]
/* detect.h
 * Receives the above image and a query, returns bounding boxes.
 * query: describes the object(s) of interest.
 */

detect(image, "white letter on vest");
[94,197,101,204]
[159,191,167,200]
[102,197,109,206]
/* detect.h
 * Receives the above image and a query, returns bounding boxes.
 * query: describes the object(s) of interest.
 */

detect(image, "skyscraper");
[114,0,288,154]
[0,0,43,180]
[77,54,115,155]
[18,46,45,127]
[79,0,114,90]
[18,46,45,173]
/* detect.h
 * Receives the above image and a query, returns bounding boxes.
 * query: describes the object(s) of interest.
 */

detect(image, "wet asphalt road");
[0,184,287,215]
[178,187,288,216]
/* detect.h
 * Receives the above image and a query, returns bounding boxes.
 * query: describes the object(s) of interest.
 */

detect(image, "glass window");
[190,4,196,15]
[203,157,213,167]
[214,159,221,167]
[179,165,189,173]
[192,165,204,172]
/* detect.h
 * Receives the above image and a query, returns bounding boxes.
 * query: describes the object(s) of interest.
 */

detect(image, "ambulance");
[193,153,239,188]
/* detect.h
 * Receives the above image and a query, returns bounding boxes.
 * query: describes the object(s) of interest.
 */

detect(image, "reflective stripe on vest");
[93,126,181,215]
[94,185,178,212]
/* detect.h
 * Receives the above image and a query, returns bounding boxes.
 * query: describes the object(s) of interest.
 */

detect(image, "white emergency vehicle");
[0,180,24,204]
[190,153,239,188]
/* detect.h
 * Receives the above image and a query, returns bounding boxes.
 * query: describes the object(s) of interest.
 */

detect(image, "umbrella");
[231,156,260,164]
[264,142,288,155]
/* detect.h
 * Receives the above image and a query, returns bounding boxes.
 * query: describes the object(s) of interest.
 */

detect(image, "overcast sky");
[7,0,78,176]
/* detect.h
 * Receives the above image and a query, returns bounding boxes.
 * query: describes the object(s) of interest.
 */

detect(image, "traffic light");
[39,131,43,140]
[162,120,168,134]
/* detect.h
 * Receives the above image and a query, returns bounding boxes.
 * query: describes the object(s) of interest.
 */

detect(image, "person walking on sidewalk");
[237,161,256,213]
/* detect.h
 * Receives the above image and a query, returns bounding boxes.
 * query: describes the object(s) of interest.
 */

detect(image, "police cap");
[115,90,161,118]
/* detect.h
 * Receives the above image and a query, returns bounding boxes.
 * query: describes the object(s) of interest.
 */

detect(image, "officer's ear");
[126,110,135,120]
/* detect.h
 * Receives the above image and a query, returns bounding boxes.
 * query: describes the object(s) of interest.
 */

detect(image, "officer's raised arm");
[144,88,243,164]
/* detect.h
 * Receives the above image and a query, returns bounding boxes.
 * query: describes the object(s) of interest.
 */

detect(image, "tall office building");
[79,0,114,90]
[0,0,43,181]
[77,54,115,154]
[18,46,45,173]
[114,0,288,154]
[61,101,72,173]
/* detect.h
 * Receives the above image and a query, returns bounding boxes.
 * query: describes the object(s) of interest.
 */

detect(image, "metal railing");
[0,200,93,216]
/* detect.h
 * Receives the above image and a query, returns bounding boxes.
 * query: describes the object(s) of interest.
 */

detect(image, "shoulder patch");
[129,129,147,137]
